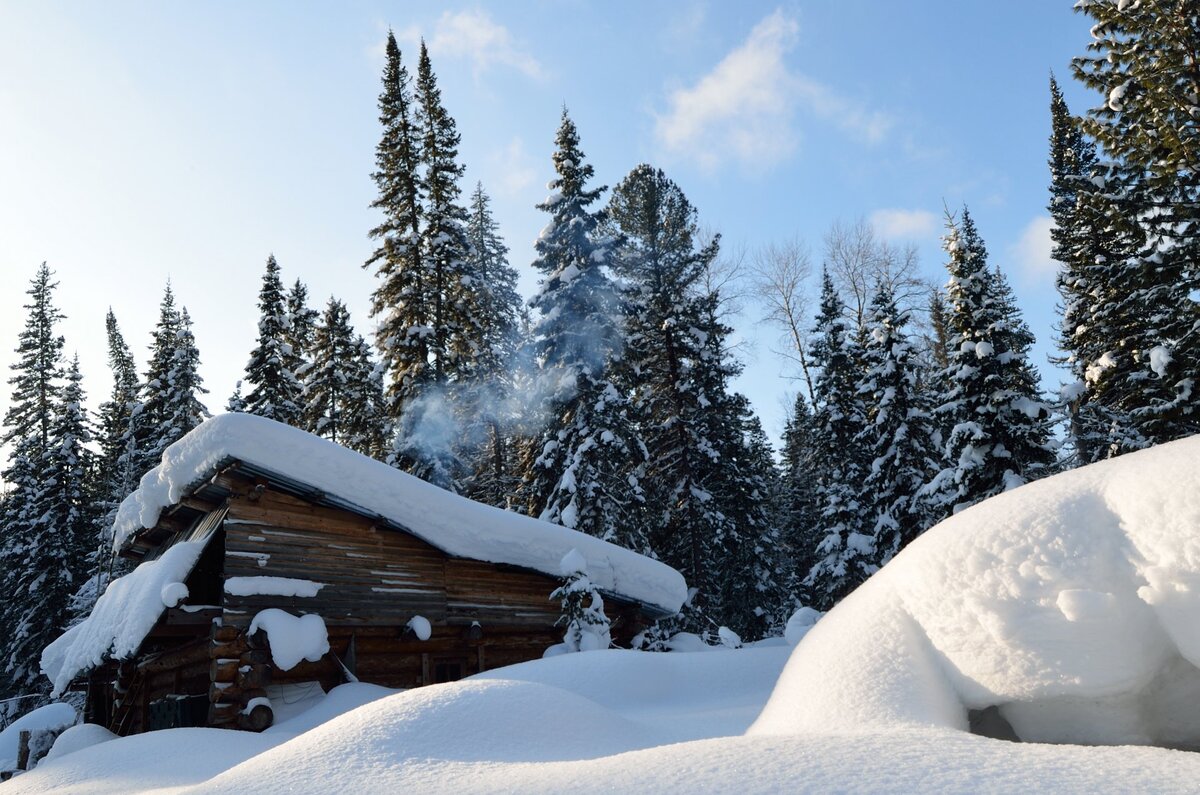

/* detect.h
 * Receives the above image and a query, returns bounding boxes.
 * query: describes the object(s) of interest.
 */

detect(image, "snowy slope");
[109,413,686,615]
[753,433,1200,746]
[12,645,1200,794]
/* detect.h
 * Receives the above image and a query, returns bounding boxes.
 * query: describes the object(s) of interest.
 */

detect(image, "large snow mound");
[752,434,1200,747]
[110,413,685,615]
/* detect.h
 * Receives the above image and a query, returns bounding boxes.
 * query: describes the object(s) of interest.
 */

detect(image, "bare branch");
[750,237,816,402]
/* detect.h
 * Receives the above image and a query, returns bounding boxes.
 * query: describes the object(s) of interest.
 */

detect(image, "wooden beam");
[138,639,211,674]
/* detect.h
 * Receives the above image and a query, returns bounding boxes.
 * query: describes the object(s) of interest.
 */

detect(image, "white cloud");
[654,9,892,171]
[403,9,544,81]
[489,137,537,197]
[870,209,938,241]
[1012,215,1058,282]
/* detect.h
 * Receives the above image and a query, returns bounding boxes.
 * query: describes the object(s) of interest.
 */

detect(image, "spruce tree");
[130,284,182,477]
[89,310,140,594]
[460,183,523,508]
[803,269,870,610]
[364,31,427,420]
[0,265,80,697]
[156,308,209,449]
[465,182,521,380]
[1049,75,1140,463]
[303,298,356,445]
[711,399,789,638]
[413,39,476,385]
[242,254,303,425]
[226,382,246,413]
[780,392,822,602]
[284,279,319,376]
[48,357,99,624]
[856,285,938,564]
[549,550,611,654]
[606,162,783,633]
[607,166,722,588]
[95,309,139,481]
[1071,3,1200,445]
[522,110,646,550]
[343,334,390,460]
[924,209,1056,518]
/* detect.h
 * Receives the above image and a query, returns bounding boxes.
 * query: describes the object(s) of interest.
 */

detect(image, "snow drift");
[752,434,1200,748]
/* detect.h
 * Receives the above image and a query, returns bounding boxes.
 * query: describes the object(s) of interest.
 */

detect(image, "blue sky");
[0,2,1098,447]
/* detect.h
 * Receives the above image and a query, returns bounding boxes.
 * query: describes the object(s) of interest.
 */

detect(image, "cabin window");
[431,657,467,684]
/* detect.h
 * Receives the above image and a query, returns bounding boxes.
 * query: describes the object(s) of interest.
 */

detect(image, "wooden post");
[15,731,30,770]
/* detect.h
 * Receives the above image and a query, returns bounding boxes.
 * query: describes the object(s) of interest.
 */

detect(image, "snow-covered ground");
[11,434,1200,793]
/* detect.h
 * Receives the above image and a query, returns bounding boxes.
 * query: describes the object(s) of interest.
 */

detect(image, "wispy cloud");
[399,9,544,81]
[870,208,938,241]
[488,136,537,197]
[654,9,892,172]
[1012,215,1058,282]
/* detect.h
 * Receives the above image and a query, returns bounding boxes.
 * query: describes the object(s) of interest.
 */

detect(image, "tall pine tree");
[284,279,319,379]
[1069,5,1200,447]
[522,110,646,550]
[303,298,357,446]
[0,265,88,697]
[924,209,1055,518]
[241,254,303,424]
[461,182,523,508]
[856,284,938,565]
[157,308,209,449]
[365,31,427,421]
[803,269,870,610]
[779,392,822,603]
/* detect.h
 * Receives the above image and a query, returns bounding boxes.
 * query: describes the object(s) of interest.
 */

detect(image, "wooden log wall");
[214,480,653,691]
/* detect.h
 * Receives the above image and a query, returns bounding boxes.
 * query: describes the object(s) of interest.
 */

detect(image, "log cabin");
[43,414,686,735]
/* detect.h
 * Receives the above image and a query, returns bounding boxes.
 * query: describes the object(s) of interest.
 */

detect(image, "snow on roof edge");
[42,538,211,696]
[111,413,687,615]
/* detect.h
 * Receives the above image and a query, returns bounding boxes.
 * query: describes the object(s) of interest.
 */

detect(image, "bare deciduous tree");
[751,237,816,402]
[824,217,930,333]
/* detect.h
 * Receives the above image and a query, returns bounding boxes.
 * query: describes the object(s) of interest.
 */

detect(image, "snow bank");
[249,609,330,671]
[0,703,75,769]
[111,414,686,615]
[14,644,1200,793]
[41,540,208,696]
[43,724,116,763]
[752,434,1200,747]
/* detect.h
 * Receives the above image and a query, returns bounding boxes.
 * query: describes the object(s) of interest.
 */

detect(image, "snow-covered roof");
[111,413,687,615]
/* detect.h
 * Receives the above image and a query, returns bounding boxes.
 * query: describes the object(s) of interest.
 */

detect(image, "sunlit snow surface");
[15,435,1200,793]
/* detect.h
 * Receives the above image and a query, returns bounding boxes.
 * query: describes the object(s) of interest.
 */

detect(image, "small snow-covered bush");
[547,549,611,656]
